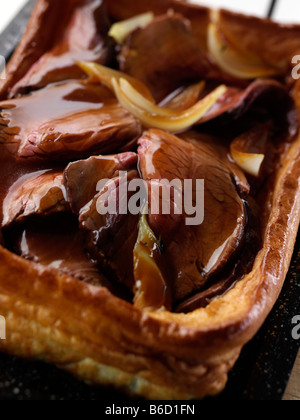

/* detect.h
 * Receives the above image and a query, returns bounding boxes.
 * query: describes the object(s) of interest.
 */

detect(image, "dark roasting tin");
[0,0,299,401]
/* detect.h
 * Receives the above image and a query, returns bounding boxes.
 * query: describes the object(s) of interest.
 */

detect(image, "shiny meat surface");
[0,81,141,159]
[104,0,210,49]
[119,14,215,102]
[2,170,68,228]
[64,152,138,213]
[0,0,293,312]
[138,129,247,301]
[10,214,115,289]
[10,0,114,96]
[63,131,251,302]
[201,79,294,124]
[64,152,139,288]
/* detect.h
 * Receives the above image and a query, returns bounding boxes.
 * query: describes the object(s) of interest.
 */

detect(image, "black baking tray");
[0,0,299,401]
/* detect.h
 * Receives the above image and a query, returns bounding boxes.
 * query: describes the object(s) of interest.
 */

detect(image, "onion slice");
[77,61,155,102]
[112,77,227,132]
[78,62,227,131]
[108,12,154,44]
[230,124,270,177]
[133,213,169,311]
[230,148,265,178]
[208,23,277,79]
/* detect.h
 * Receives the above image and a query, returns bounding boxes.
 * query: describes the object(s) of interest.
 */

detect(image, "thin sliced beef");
[9,213,118,291]
[0,81,141,160]
[64,152,138,212]
[64,133,249,302]
[119,14,220,102]
[138,129,247,302]
[64,152,139,288]
[1,0,114,99]
[2,170,68,228]
[218,9,300,74]
[104,0,210,50]
[119,13,293,122]
[1,171,114,290]
[180,131,250,197]
[201,79,295,125]
[105,0,300,76]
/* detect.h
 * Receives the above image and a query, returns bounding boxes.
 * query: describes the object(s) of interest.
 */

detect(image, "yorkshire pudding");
[0,0,299,400]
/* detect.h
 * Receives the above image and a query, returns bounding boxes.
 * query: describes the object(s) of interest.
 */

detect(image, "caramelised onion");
[133,213,169,311]
[78,61,227,131]
[108,12,154,44]
[77,61,155,102]
[112,77,227,132]
[230,147,265,178]
[208,23,277,79]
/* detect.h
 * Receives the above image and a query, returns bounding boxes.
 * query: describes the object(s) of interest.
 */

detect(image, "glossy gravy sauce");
[0,79,295,312]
